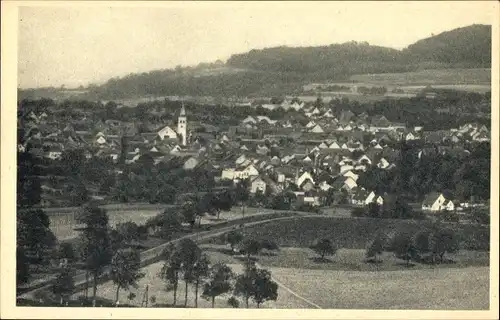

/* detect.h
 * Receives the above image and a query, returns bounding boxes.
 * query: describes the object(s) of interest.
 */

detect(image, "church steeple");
[177,103,187,146]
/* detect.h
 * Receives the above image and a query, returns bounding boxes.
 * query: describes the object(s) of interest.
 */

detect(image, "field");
[49,205,272,241]
[75,242,489,309]
[201,216,490,251]
[349,68,491,86]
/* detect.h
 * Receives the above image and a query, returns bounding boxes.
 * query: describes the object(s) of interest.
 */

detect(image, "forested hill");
[227,24,491,72]
[35,24,492,100]
[402,24,491,68]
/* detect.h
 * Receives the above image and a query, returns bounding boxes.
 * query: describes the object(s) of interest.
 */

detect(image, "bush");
[227,296,240,308]
[351,207,366,217]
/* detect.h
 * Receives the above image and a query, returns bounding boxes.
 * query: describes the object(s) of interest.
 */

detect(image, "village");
[19,95,490,217]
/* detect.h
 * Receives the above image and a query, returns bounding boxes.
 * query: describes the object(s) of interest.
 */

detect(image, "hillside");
[402,24,491,68]
[23,24,491,100]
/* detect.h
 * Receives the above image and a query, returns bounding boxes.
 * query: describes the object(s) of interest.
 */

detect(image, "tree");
[259,238,279,252]
[252,268,278,308]
[431,229,460,263]
[159,245,182,306]
[413,231,432,261]
[310,239,337,260]
[202,263,234,308]
[180,200,199,228]
[388,232,418,267]
[226,230,243,253]
[16,246,30,285]
[227,296,240,308]
[158,210,183,240]
[240,238,262,263]
[366,233,386,262]
[178,239,202,307]
[210,191,233,220]
[191,254,210,308]
[110,248,145,305]
[234,262,257,308]
[52,267,75,305]
[115,222,141,244]
[17,208,57,263]
[76,203,112,305]
[58,242,76,263]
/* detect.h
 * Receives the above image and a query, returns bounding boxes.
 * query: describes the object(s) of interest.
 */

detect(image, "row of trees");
[366,228,460,266]
[158,238,278,308]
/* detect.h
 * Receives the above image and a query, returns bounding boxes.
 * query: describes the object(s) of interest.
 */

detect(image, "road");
[18,211,306,302]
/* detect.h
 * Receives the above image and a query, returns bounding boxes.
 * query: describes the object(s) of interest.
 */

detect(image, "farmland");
[201,216,490,251]
[349,68,491,86]
[48,205,271,241]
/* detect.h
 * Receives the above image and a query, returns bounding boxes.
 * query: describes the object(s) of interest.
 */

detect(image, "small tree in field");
[431,228,460,263]
[413,231,432,261]
[52,267,75,305]
[191,254,210,308]
[202,263,234,308]
[252,268,278,308]
[110,248,145,305]
[388,232,418,267]
[226,230,243,253]
[310,238,337,260]
[240,238,262,263]
[227,296,240,308]
[366,233,386,263]
[234,262,257,308]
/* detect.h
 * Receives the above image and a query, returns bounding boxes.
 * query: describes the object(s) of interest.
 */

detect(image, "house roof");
[422,192,443,206]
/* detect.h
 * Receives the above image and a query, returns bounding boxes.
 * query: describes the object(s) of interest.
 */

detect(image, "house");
[296,171,314,187]
[242,116,257,124]
[303,196,321,207]
[343,177,358,191]
[329,141,341,150]
[45,147,63,160]
[158,125,178,140]
[405,132,419,141]
[343,170,359,181]
[421,192,448,212]
[301,180,315,192]
[377,157,390,169]
[443,200,455,211]
[183,156,199,170]
[305,121,316,129]
[310,124,324,133]
[250,176,267,194]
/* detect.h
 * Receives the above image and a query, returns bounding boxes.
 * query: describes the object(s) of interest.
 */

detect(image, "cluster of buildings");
[19,98,490,211]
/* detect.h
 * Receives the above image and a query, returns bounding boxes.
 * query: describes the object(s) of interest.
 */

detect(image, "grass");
[70,261,310,309]
[200,245,489,309]
[349,68,491,86]
[203,216,490,251]
[201,245,489,272]
[267,266,489,309]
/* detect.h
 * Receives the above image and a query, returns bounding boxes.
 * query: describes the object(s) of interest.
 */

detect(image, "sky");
[17,1,495,89]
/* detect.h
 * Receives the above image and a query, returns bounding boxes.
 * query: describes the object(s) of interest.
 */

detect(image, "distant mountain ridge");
[20,24,491,100]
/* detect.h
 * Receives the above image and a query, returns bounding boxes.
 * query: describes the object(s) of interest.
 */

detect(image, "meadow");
[349,68,491,86]
[201,216,490,251]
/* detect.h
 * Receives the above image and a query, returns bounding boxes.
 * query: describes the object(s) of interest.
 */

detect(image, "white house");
[329,141,341,149]
[343,170,359,181]
[305,121,316,128]
[357,154,372,165]
[319,142,329,149]
[377,158,390,169]
[158,125,178,140]
[296,171,314,187]
[343,177,358,191]
[310,124,324,133]
[250,176,267,194]
[421,192,448,212]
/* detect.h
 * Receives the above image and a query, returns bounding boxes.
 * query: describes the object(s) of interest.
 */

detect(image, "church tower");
[177,104,187,146]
